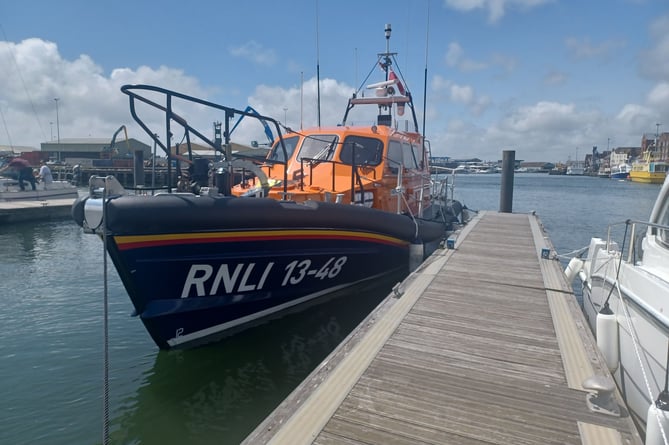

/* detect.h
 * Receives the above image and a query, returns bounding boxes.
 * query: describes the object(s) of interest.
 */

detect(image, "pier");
[0,198,75,224]
[243,211,642,444]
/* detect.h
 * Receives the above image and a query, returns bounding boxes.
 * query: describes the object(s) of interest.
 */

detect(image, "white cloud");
[431,75,491,116]
[639,14,669,80]
[615,103,656,136]
[443,0,553,23]
[0,33,666,166]
[450,84,474,104]
[498,101,585,133]
[445,42,514,75]
[0,38,210,149]
[565,36,626,60]
[490,53,517,73]
[544,70,567,86]
[445,42,464,67]
[646,82,669,111]
[445,42,487,72]
[228,41,278,66]
[431,74,452,92]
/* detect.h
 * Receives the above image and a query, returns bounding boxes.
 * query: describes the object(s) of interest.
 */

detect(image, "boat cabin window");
[412,144,425,169]
[268,136,300,163]
[657,192,669,247]
[402,143,418,169]
[296,134,338,162]
[387,141,403,173]
[340,136,383,166]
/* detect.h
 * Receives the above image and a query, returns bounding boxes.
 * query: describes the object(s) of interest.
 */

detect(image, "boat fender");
[83,197,105,231]
[71,196,88,228]
[596,303,619,372]
[564,257,584,282]
[409,242,424,272]
[645,390,669,445]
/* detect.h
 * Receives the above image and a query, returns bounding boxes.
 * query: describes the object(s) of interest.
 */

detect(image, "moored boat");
[629,152,667,184]
[609,162,632,180]
[597,165,611,178]
[565,175,669,439]
[0,177,78,201]
[72,25,463,350]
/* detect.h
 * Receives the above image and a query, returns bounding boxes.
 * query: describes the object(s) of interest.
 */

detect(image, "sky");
[1,0,668,163]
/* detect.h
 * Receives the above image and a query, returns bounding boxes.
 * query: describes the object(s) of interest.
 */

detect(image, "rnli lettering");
[180,262,275,298]
[180,256,348,298]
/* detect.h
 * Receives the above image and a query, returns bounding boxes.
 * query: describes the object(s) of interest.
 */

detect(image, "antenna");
[316,0,321,127]
[384,23,392,81]
[354,47,358,93]
[422,0,431,145]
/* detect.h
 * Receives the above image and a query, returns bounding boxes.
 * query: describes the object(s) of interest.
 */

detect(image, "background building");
[40,138,151,164]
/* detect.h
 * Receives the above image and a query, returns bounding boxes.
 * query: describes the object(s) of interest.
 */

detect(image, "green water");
[0,174,662,444]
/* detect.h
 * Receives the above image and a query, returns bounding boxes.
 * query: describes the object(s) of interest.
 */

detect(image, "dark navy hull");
[75,194,445,349]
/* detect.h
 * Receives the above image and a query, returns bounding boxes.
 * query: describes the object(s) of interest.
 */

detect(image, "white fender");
[645,398,669,445]
[596,304,619,372]
[564,257,584,282]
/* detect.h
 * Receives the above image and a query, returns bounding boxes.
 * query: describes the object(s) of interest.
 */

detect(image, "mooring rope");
[617,277,668,444]
[554,245,589,260]
[102,183,110,445]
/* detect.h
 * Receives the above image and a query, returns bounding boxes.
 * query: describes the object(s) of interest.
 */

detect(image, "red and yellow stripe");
[113,229,409,251]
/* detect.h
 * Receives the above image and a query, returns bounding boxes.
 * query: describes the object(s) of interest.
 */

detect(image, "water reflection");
[0,219,71,262]
[108,279,394,445]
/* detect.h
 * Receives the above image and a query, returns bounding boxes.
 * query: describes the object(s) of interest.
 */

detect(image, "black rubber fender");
[71,195,87,227]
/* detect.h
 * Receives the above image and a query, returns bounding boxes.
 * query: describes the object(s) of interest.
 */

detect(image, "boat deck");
[243,211,642,445]
[0,198,75,224]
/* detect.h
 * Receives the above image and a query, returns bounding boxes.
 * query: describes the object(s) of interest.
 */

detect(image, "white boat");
[610,163,632,179]
[0,177,78,201]
[453,164,471,174]
[597,165,611,178]
[565,175,669,441]
[566,163,584,175]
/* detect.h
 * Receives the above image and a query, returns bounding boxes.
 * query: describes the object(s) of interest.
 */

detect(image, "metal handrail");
[119,84,290,197]
[605,219,669,263]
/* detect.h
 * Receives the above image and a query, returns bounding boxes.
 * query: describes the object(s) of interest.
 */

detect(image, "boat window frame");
[339,135,384,167]
[656,193,669,248]
[387,140,403,173]
[295,134,339,162]
[402,142,418,169]
[267,135,300,163]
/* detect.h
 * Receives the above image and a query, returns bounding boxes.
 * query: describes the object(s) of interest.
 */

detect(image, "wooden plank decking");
[243,211,642,445]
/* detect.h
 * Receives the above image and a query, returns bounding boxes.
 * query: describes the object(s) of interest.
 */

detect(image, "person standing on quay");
[38,160,54,189]
[0,157,36,191]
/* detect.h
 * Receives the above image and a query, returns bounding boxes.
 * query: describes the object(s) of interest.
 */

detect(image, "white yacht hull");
[0,179,78,201]
[571,175,669,438]
[579,242,669,432]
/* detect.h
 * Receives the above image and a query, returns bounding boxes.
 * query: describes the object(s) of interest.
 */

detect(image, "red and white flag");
[388,69,405,95]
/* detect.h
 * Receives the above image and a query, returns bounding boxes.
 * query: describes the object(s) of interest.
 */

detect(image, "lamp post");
[152,133,158,188]
[50,122,53,141]
[54,98,61,161]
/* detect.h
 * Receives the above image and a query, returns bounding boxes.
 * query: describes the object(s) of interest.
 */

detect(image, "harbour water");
[0,173,662,445]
